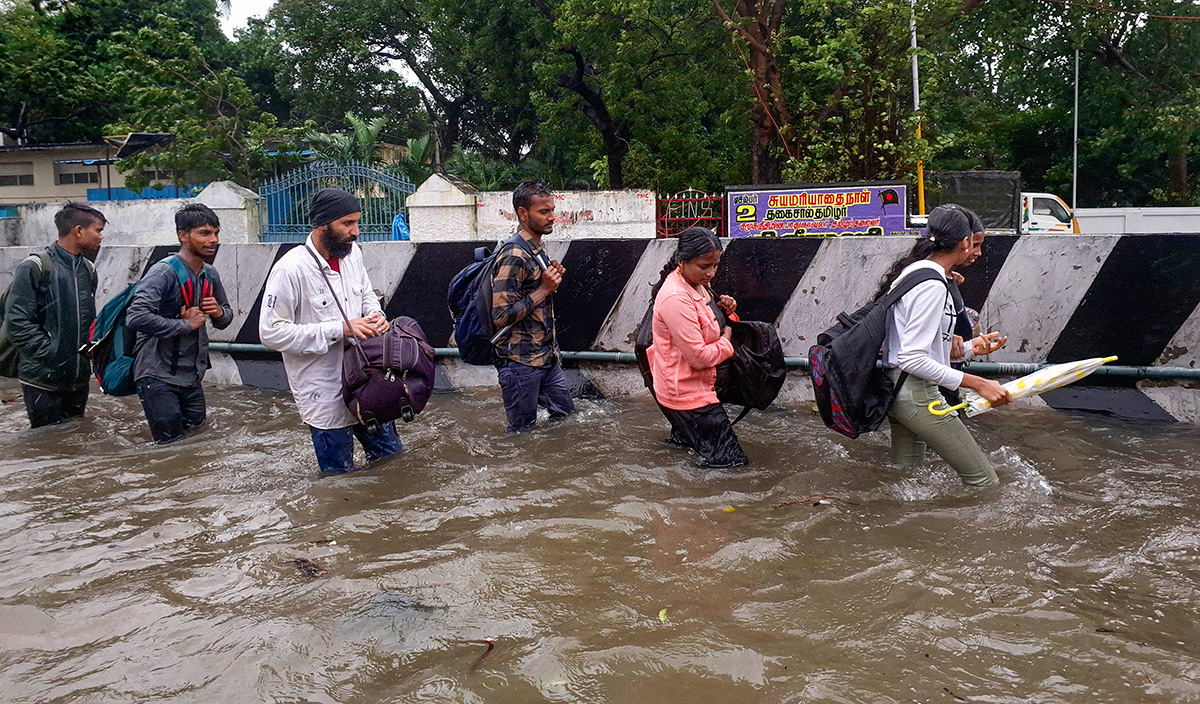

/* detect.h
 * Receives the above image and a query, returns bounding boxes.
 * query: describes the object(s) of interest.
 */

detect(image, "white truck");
[1022,192,1079,233]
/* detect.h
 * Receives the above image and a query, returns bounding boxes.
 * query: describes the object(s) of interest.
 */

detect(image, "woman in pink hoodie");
[648,227,747,468]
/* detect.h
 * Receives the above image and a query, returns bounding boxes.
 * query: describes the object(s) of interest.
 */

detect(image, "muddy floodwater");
[2,378,1199,703]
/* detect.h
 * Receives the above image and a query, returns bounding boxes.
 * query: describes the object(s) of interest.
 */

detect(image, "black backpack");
[808,268,948,438]
[634,303,786,424]
[447,234,541,365]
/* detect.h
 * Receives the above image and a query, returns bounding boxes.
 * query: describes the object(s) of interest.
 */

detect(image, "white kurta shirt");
[259,235,381,429]
[881,259,964,390]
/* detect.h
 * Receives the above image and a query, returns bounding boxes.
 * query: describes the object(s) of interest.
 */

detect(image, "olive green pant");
[886,370,998,489]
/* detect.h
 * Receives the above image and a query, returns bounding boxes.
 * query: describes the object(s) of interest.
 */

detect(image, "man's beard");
[320,225,353,259]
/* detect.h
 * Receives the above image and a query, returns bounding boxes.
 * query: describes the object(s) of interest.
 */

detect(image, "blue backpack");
[88,255,201,396]
[447,234,538,365]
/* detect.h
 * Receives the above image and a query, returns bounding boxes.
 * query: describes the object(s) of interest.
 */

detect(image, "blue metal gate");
[257,161,416,242]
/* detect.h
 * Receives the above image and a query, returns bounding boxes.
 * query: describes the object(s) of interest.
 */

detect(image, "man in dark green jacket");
[4,203,105,427]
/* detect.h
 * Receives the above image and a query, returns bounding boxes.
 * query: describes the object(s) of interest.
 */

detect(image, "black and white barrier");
[3,234,1198,422]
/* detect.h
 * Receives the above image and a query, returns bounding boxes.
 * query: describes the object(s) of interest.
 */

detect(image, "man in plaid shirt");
[490,179,576,432]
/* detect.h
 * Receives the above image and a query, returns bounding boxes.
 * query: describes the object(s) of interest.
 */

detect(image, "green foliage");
[267,0,538,161]
[535,0,749,191]
[925,0,1200,206]
[392,134,437,185]
[0,1,104,142]
[1,0,235,143]
[104,13,289,189]
[5,0,1200,203]
[444,144,523,190]
[776,0,944,183]
[306,112,388,165]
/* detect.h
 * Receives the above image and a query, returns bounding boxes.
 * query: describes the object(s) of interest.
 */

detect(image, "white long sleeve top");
[881,260,963,390]
[258,235,381,429]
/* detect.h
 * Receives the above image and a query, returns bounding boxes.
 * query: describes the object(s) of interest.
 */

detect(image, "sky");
[220,0,278,38]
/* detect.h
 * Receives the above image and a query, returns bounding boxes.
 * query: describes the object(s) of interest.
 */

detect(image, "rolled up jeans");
[886,369,998,489]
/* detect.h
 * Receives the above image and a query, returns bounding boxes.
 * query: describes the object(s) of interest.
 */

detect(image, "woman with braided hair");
[647,227,747,468]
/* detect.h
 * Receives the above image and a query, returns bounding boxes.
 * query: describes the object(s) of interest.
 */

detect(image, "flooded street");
[1,378,1199,703]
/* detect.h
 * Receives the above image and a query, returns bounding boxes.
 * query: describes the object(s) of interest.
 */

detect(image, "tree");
[306,112,388,165]
[1,0,237,144]
[105,13,289,188]
[533,0,748,191]
[712,0,985,185]
[268,0,541,165]
[925,0,1200,205]
[251,4,426,138]
[0,2,103,142]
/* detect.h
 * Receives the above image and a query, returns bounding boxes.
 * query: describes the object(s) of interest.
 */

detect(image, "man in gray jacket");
[3,203,104,428]
[126,204,233,443]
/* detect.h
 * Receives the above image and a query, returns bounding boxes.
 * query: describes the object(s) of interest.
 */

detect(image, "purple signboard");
[726,181,917,238]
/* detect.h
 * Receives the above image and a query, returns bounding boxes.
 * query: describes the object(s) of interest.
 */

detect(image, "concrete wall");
[1076,207,1200,234]
[4,233,1198,423]
[476,189,656,241]
[0,182,261,247]
[406,174,657,242]
[404,173,480,241]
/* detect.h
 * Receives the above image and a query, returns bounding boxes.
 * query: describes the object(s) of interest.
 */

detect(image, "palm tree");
[305,112,387,165]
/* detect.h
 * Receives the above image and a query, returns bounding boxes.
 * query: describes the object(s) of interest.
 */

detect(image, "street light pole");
[912,0,925,215]
[1072,48,1079,211]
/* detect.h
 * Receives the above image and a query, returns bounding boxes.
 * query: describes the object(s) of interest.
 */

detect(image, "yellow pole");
[916,124,925,215]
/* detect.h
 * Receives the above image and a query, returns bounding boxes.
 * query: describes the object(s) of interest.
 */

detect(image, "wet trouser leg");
[658,402,747,468]
[887,370,998,489]
[136,378,206,444]
[497,360,575,433]
[22,383,88,429]
[537,361,575,423]
[309,422,401,474]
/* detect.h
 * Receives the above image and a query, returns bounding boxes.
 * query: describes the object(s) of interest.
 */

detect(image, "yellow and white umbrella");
[929,356,1119,417]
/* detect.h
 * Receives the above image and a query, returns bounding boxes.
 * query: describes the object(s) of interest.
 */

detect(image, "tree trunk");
[1167,144,1189,204]
[750,102,780,184]
[557,48,628,189]
[714,0,792,184]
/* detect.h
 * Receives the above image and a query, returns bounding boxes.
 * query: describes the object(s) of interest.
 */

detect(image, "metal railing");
[656,189,724,237]
[256,161,415,243]
[205,342,1200,381]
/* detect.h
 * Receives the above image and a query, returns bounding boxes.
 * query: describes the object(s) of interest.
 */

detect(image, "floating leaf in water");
[722,507,736,513]
[658,609,668,622]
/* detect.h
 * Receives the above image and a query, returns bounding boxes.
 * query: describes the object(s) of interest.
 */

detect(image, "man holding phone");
[489,179,575,433]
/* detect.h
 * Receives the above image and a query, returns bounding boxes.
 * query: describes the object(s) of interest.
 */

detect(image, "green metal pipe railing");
[207,342,1200,382]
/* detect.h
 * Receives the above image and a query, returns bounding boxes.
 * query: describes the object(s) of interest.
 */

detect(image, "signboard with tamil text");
[725,181,917,238]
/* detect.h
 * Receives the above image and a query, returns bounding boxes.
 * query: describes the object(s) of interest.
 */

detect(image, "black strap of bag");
[704,290,756,426]
[878,268,949,410]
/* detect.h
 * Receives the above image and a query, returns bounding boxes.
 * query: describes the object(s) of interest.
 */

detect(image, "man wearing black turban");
[258,188,402,473]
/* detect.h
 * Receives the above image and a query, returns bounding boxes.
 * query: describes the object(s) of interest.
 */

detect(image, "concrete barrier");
[3,234,1198,423]
[0,182,261,247]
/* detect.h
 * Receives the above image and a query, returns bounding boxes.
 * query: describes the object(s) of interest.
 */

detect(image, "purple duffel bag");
[342,315,436,428]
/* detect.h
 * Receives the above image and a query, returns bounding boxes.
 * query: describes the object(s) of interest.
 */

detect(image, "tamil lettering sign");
[725,182,915,238]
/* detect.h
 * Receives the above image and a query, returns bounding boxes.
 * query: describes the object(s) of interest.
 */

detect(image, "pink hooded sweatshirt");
[649,269,735,411]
